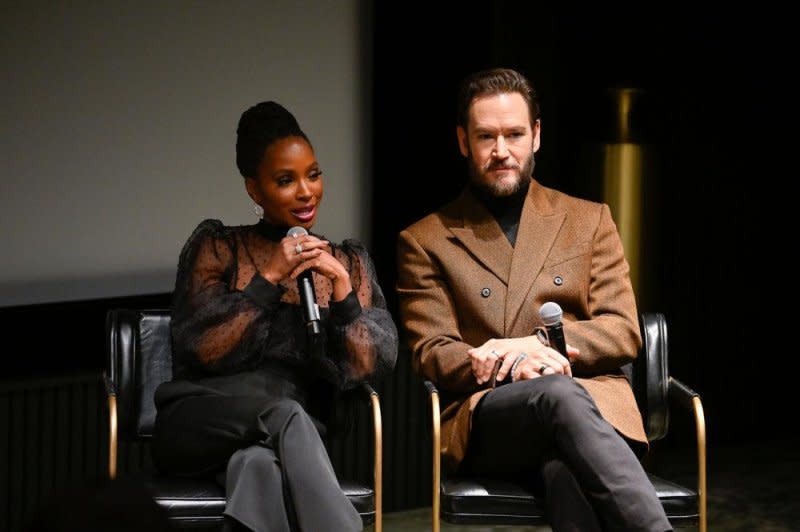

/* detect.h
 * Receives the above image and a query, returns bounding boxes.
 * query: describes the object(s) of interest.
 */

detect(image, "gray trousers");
[153,379,361,532]
[218,399,361,532]
[464,375,672,532]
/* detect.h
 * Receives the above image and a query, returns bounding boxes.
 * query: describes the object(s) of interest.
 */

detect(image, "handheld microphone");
[539,301,567,358]
[287,226,322,336]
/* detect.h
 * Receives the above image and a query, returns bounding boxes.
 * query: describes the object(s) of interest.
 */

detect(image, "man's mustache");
[484,161,520,171]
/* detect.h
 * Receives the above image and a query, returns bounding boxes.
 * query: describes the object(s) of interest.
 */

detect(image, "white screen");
[0,1,369,307]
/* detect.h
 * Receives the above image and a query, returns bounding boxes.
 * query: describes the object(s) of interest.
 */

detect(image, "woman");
[152,101,398,532]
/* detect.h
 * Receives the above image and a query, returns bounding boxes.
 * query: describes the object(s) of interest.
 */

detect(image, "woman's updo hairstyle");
[236,101,311,178]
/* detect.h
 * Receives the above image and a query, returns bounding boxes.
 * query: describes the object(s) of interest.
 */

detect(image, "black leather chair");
[425,313,706,532]
[105,309,384,531]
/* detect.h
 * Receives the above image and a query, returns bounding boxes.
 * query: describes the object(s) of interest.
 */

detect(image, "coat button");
[481,287,491,297]
[553,276,563,286]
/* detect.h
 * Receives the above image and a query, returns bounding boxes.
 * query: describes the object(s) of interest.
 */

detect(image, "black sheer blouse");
[170,219,397,390]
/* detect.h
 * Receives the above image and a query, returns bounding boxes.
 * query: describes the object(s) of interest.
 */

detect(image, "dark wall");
[1,293,171,379]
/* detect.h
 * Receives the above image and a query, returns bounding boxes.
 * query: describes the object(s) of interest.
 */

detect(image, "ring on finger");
[295,243,303,255]
[539,363,549,374]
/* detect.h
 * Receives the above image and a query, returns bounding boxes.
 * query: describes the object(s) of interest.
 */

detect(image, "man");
[396,68,671,531]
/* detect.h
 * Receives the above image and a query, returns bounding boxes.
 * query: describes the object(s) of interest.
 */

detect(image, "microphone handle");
[547,323,568,357]
[299,272,322,335]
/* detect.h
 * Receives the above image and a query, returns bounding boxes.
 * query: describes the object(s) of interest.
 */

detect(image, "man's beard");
[467,151,535,198]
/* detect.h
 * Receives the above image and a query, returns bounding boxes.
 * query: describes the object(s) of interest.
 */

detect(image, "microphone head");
[287,226,308,238]
[539,301,563,326]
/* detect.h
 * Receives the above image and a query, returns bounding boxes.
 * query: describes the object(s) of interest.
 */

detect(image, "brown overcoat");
[396,180,647,472]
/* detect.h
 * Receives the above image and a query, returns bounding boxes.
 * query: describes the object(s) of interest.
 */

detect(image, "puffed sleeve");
[313,240,398,389]
[171,219,285,375]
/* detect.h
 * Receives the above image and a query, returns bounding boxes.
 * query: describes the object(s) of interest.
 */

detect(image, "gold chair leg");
[430,389,440,532]
[108,393,118,480]
[692,396,707,532]
[669,377,707,531]
[369,391,383,532]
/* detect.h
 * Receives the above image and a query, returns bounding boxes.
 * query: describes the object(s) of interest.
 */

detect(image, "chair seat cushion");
[442,476,547,525]
[144,476,226,524]
[340,480,376,524]
[441,473,697,526]
[649,475,699,522]
[143,476,374,525]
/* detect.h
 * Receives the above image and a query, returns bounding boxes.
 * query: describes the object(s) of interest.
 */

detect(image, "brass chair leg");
[425,382,441,532]
[105,373,118,480]
[693,396,707,532]
[366,386,383,532]
[108,395,117,479]
[669,377,707,532]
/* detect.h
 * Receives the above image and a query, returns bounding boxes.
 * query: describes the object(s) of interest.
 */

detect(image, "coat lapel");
[505,182,565,336]
[449,189,512,285]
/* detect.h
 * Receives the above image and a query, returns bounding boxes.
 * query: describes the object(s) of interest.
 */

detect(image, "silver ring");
[539,363,549,374]
[295,243,303,255]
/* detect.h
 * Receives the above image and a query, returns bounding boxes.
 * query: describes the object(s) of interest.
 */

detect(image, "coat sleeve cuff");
[243,275,285,309]
[329,290,362,326]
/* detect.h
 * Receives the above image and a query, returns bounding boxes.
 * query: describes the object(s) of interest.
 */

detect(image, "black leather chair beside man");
[104,308,384,531]
[425,313,706,532]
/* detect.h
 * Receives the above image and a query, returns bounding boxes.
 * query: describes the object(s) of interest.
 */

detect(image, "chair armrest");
[669,377,707,532]
[668,377,699,407]
[424,380,441,532]
[634,313,670,441]
[103,371,116,396]
[360,382,377,398]
[424,380,439,395]
[360,383,383,532]
[103,371,118,480]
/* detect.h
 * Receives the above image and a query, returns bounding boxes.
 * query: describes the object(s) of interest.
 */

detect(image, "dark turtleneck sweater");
[471,180,530,247]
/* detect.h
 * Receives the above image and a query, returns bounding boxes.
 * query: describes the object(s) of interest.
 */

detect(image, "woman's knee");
[260,398,317,434]
[229,445,278,468]
[228,446,279,472]
[269,398,309,419]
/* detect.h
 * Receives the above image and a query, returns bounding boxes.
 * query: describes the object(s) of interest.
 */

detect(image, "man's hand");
[468,336,578,384]
[468,345,502,385]
[511,344,579,381]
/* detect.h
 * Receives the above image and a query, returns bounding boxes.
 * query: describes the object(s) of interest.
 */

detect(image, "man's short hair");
[456,68,541,131]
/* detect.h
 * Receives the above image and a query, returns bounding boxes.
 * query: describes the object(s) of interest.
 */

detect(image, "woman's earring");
[253,203,264,219]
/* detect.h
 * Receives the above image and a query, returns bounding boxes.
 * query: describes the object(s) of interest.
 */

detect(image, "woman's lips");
[291,205,316,222]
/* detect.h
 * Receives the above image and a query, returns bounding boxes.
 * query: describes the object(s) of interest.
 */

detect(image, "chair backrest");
[106,309,173,440]
[627,312,670,442]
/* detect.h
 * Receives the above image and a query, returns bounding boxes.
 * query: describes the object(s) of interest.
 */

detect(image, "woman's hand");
[261,234,328,285]
[289,245,353,302]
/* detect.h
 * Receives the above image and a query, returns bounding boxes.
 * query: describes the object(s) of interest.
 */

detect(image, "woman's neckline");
[255,219,324,243]
[255,219,291,242]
